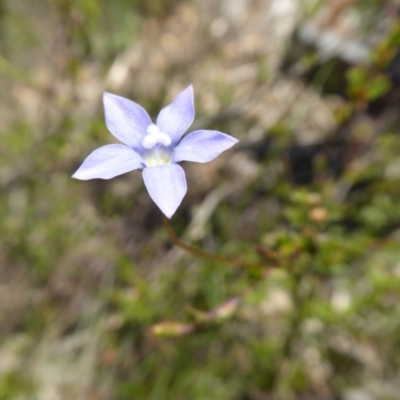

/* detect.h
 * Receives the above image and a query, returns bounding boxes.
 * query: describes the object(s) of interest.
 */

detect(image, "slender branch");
[163,216,272,270]
[269,272,307,391]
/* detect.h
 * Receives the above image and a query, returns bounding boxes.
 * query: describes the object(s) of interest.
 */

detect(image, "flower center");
[142,124,171,149]
[141,124,172,167]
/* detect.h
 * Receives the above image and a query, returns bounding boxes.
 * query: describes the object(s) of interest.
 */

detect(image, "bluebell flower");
[72,85,238,218]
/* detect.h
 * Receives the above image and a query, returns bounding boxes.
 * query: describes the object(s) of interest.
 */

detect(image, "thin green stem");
[269,271,308,391]
[163,216,272,270]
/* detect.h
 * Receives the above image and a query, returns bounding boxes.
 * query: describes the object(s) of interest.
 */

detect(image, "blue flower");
[72,85,238,218]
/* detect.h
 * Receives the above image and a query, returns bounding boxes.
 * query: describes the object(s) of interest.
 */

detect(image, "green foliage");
[0,370,35,400]
[346,66,390,103]
[1,1,400,399]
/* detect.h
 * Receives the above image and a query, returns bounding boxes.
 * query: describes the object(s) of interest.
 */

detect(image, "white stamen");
[142,124,173,167]
[142,124,171,149]
[146,124,161,136]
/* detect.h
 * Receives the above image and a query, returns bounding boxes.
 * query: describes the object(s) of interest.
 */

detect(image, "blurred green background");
[1,0,400,399]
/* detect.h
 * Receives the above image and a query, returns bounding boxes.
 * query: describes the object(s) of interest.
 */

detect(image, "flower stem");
[163,216,272,270]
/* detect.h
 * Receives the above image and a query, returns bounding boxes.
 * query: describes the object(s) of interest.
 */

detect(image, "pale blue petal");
[103,92,152,150]
[156,85,194,145]
[173,130,238,163]
[142,164,187,218]
[72,144,144,180]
